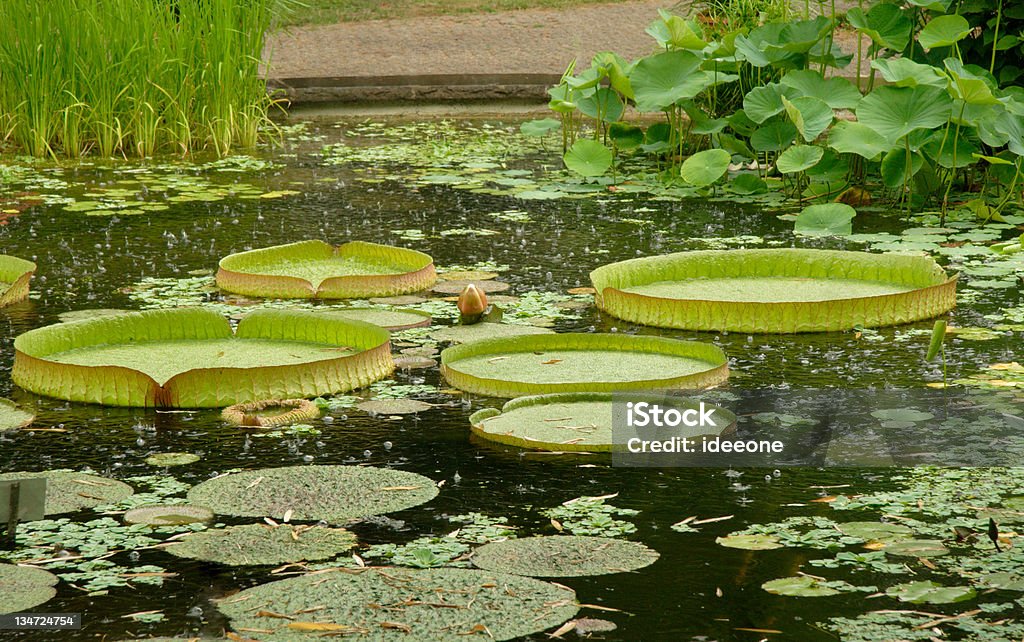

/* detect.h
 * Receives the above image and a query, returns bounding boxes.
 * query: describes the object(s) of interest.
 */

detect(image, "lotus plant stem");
[994,158,1023,214]
[940,103,967,223]
[991,0,1003,75]
[855,0,863,91]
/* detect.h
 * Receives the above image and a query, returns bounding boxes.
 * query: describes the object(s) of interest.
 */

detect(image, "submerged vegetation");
[0,0,279,158]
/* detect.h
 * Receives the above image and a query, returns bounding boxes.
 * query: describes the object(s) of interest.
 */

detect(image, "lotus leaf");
[440,334,729,398]
[145,452,200,467]
[882,539,949,557]
[777,145,824,174]
[0,255,34,308]
[429,323,554,344]
[780,71,862,110]
[13,308,393,408]
[590,249,958,332]
[320,308,431,331]
[222,399,321,427]
[828,121,890,159]
[0,564,59,614]
[846,3,913,51]
[629,50,706,112]
[166,523,357,566]
[215,567,578,641]
[471,535,659,577]
[123,504,214,526]
[0,470,133,515]
[563,139,613,177]
[918,14,971,50]
[0,398,34,430]
[885,580,974,604]
[186,465,438,523]
[856,86,953,145]
[217,240,436,299]
[794,203,856,236]
[680,149,731,187]
[470,393,735,452]
[783,95,834,142]
[715,534,784,550]
[870,58,947,88]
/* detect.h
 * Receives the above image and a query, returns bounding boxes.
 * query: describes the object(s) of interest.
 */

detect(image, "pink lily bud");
[457,283,488,324]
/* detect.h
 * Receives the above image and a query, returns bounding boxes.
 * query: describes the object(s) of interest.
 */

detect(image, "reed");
[0,0,280,158]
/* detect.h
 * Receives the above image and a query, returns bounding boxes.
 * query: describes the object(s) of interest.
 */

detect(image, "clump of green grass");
[0,0,280,158]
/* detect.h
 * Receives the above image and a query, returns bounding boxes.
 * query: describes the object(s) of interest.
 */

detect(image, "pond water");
[0,119,1021,641]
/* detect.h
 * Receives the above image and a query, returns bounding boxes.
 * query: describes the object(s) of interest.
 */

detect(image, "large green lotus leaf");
[750,120,798,153]
[0,471,133,515]
[0,398,34,430]
[780,71,862,110]
[470,393,736,452]
[794,203,855,236]
[472,536,659,577]
[563,139,613,177]
[857,85,953,145]
[645,10,706,50]
[186,465,438,523]
[12,308,393,408]
[870,58,947,88]
[827,121,889,159]
[680,149,731,187]
[217,240,436,299]
[320,308,431,331]
[576,88,624,123]
[776,145,824,174]
[880,147,925,188]
[215,567,578,642]
[762,576,840,597]
[429,323,554,344]
[0,564,59,614]
[520,118,561,137]
[629,50,705,112]
[441,334,728,398]
[166,523,357,566]
[918,14,971,50]
[590,249,958,333]
[885,580,975,604]
[921,130,979,169]
[944,58,1000,106]
[743,83,793,124]
[608,122,644,150]
[846,4,912,51]
[783,95,833,142]
[0,255,35,309]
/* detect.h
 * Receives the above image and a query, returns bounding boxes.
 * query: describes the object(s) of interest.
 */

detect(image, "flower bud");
[457,283,488,324]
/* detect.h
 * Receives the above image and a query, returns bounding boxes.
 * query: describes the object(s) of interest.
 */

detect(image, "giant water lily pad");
[0,255,35,308]
[217,240,436,299]
[321,308,431,331]
[166,523,357,566]
[186,465,438,523]
[591,249,957,333]
[429,323,554,344]
[0,398,34,430]
[216,567,578,641]
[441,334,728,397]
[0,471,133,515]
[472,536,659,577]
[123,504,214,526]
[0,564,59,614]
[12,308,393,407]
[469,393,736,452]
[222,399,321,427]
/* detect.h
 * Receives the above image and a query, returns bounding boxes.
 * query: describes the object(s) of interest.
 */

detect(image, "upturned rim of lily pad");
[590,248,958,333]
[0,255,35,309]
[469,392,736,452]
[12,308,394,408]
[320,307,432,331]
[222,398,321,428]
[440,333,729,398]
[217,240,436,299]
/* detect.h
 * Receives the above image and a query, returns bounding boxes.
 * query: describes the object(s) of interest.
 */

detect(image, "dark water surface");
[0,119,1021,641]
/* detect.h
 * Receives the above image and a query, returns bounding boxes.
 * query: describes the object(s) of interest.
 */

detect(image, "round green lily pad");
[222,399,321,428]
[429,323,554,344]
[217,240,436,299]
[216,567,578,641]
[0,398,34,430]
[0,255,35,309]
[357,399,434,415]
[321,308,431,331]
[145,452,200,467]
[837,521,914,542]
[393,355,436,370]
[57,308,131,324]
[432,279,510,295]
[441,333,729,398]
[0,471,133,515]
[369,295,428,305]
[470,393,736,452]
[715,534,784,550]
[0,564,58,614]
[186,465,438,523]
[439,270,499,281]
[472,536,659,577]
[591,249,958,332]
[762,576,841,597]
[13,308,394,408]
[166,523,357,566]
[882,539,949,557]
[123,504,214,526]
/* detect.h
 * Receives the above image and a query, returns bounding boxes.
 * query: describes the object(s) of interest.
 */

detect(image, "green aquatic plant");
[0,255,35,308]
[122,504,214,527]
[471,536,659,577]
[221,399,321,428]
[0,564,58,614]
[0,471,133,515]
[0,399,34,431]
[166,523,357,566]
[541,495,639,537]
[12,308,394,408]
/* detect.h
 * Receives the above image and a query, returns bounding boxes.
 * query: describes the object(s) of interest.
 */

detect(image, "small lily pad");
[882,539,949,557]
[762,576,840,597]
[870,409,934,423]
[0,564,59,614]
[471,536,659,577]
[357,399,434,415]
[145,452,200,467]
[837,522,914,542]
[0,471,133,515]
[439,270,499,281]
[0,398,34,430]
[432,280,510,295]
[393,355,437,369]
[429,323,554,344]
[123,504,214,526]
[166,523,357,566]
[716,534,784,550]
[885,580,975,604]
[320,308,431,331]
